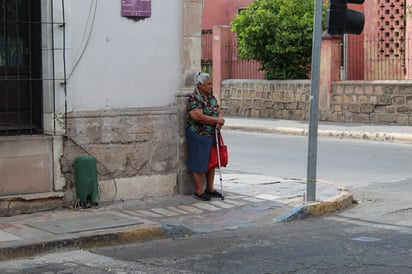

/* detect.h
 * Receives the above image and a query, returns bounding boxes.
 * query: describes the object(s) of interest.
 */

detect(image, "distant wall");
[220,79,412,125]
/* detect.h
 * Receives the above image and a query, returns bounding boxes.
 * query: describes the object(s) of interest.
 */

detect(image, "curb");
[225,124,412,143]
[274,190,354,223]
[305,190,354,217]
[0,191,354,260]
[0,224,166,261]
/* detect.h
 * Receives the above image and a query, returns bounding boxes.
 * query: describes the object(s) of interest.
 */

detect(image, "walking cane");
[215,129,224,200]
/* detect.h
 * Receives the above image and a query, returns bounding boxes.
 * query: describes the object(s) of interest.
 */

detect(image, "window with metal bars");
[0,0,43,136]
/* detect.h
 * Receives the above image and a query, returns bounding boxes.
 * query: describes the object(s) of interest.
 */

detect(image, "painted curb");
[0,225,166,261]
[305,190,354,217]
[275,190,354,223]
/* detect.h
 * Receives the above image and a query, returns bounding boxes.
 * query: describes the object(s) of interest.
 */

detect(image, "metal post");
[306,0,323,202]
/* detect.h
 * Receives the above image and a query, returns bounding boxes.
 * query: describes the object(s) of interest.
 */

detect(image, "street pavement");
[0,116,411,260]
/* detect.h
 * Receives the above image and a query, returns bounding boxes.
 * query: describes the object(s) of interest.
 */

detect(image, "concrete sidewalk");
[0,117,410,260]
[0,174,350,260]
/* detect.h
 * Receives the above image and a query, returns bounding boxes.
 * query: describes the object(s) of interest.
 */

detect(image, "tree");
[231,0,324,80]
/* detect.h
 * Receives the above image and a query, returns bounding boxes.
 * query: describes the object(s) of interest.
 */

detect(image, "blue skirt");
[186,127,213,173]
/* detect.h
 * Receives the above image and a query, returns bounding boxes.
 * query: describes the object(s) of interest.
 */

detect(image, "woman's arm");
[190,108,225,126]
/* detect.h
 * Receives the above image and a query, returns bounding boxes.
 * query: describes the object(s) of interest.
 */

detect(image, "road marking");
[256,194,281,200]
[352,236,381,242]
[193,203,221,211]
[136,210,163,218]
[225,195,247,199]
[210,201,235,208]
[166,206,190,215]
[119,210,145,218]
[327,216,412,233]
[150,208,179,217]
[224,199,247,206]
[242,197,266,203]
[128,195,270,219]
[177,205,204,214]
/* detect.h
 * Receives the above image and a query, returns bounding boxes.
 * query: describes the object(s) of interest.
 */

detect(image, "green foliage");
[201,62,213,75]
[406,5,412,18]
[231,0,326,79]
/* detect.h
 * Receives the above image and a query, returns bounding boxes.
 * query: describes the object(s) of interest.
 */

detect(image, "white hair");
[194,72,210,85]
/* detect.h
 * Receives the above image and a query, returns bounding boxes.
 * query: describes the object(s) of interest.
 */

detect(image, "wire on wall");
[67,0,97,80]
[61,0,67,133]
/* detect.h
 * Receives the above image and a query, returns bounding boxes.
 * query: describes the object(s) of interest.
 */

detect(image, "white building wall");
[65,0,183,111]
[0,0,201,213]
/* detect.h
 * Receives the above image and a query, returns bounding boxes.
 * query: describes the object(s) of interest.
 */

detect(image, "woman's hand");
[216,117,224,130]
[216,117,225,125]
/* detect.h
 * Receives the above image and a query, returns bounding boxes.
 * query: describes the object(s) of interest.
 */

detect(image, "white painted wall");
[65,0,183,111]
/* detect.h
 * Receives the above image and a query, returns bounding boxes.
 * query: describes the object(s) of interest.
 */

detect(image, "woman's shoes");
[205,189,223,198]
[194,192,211,201]
[194,190,222,201]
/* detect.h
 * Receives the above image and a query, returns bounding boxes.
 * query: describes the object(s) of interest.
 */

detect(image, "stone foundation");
[62,107,178,202]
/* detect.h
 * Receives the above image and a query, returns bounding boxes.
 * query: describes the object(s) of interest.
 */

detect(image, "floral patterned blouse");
[186,88,219,137]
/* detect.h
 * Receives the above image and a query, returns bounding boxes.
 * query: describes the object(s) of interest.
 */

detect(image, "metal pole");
[306,0,323,202]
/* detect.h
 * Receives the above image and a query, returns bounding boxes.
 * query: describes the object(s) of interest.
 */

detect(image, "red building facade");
[203,0,412,81]
[202,0,263,79]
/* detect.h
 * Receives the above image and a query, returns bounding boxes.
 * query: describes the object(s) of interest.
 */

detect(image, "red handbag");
[208,131,228,169]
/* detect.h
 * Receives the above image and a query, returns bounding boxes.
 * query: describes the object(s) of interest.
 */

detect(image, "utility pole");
[307,0,365,201]
[306,0,323,202]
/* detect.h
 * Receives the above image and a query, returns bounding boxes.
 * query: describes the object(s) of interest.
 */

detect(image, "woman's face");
[198,78,213,95]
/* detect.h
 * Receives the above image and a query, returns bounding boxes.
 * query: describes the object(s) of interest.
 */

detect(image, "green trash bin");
[74,156,99,206]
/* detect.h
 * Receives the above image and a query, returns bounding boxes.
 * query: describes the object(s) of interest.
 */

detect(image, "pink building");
[202,0,251,29]
[203,0,412,81]
[201,0,264,80]
[362,0,412,80]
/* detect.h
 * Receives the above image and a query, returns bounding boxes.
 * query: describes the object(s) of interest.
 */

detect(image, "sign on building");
[121,0,151,18]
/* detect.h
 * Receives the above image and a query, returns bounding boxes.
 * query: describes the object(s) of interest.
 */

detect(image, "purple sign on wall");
[121,0,151,17]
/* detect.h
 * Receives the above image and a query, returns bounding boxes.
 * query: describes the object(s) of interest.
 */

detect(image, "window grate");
[0,0,66,137]
[377,0,405,59]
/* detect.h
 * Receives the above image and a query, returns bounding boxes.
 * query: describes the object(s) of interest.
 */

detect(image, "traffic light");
[326,0,365,35]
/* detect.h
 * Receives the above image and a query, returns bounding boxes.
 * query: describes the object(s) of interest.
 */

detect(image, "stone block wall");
[324,81,412,125]
[221,79,412,126]
[61,107,178,202]
[221,79,311,121]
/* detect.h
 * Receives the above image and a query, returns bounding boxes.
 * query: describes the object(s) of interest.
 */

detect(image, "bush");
[231,0,325,79]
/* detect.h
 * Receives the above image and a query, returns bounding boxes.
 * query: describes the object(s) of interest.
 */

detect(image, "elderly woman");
[186,72,225,201]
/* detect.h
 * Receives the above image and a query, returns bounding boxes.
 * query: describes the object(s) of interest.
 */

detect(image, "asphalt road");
[223,130,412,188]
[1,131,411,273]
[1,213,411,273]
